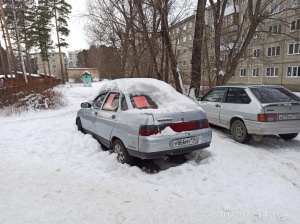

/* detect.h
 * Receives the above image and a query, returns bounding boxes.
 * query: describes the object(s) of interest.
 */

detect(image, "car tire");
[279,133,298,140]
[113,139,134,165]
[231,120,251,143]
[76,118,85,134]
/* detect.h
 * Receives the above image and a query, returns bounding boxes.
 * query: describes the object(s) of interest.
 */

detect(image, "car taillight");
[257,114,277,122]
[139,125,159,136]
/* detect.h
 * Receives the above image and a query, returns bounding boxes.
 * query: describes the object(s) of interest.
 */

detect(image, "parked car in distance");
[76,78,212,164]
[197,85,300,143]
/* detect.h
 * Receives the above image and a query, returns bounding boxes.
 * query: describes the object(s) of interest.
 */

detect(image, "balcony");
[221,24,239,35]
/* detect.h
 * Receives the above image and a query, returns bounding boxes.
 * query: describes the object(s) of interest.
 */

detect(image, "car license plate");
[278,113,299,120]
[173,137,198,148]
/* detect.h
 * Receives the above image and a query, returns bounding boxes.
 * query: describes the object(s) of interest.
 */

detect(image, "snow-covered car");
[76,78,212,164]
[197,85,300,143]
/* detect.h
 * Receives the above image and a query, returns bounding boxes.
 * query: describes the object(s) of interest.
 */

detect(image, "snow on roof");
[97,78,202,114]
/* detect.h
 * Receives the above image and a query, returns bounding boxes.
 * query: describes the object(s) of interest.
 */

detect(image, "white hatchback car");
[197,85,300,143]
[76,78,212,164]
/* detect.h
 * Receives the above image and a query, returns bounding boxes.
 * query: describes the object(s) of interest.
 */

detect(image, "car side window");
[225,88,251,104]
[94,94,107,108]
[102,93,120,111]
[202,88,225,102]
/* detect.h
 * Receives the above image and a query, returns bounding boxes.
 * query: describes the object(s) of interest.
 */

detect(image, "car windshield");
[250,87,300,103]
[130,95,158,109]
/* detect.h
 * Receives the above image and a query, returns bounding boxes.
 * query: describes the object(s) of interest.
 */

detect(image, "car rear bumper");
[128,142,210,159]
[131,129,212,159]
[245,120,300,135]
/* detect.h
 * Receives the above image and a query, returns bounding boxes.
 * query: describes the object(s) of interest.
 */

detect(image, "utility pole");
[12,0,28,83]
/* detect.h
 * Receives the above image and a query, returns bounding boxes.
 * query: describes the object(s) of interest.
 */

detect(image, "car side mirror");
[81,102,92,108]
[197,96,203,101]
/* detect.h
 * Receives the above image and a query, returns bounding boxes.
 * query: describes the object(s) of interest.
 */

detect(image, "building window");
[183,61,186,66]
[183,24,186,30]
[240,68,246,77]
[266,67,279,77]
[240,0,248,5]
[269,24,281,34]
[290,19,300,32]
[292,0,300,7]
[210,26,214,34]
[183,36,187,42]
[176,28,179,33]
[270,2,284,14]
[287,66,300,77]
[288,43,300,54]
[189,22,193,28]
[188,35,192,41]
[252,68,259,77]
[177,49,180,55]
[177,39,180,44]
[253,29,261,39]
[253,49,260,57]
[267,46,280,56]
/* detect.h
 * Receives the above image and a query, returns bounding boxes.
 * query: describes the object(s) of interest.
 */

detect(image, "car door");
[220,88,252,127]
[94,92,120,147]
[198,88,226,125]
[81,93,107,134]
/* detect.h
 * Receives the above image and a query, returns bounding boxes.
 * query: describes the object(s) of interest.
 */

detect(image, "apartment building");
[36,52,68,80]
[68,50,81,68]
[170,0,300,91]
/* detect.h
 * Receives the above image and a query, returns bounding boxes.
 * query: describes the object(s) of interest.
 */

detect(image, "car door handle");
[112,115,116,119]
[215,104,221,107]
[95,112,98,115]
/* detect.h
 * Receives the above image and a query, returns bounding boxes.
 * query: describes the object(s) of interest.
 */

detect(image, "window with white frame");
[287,66,300,77]
[240,0,248,5]
[183,24,186,30]
[210,26,214,34]
[188,35,192,41]
[270,2,284,14]
[177,39,180,44]
[176,28,179,33]
[252,68,259,77]
[183,36,187,42]
[288,43,300,54]
[240,68,246,77]
[292,0,300,7]
[253,48,260,57]
[267,46,280,56]
[253,29,261,39]
[290,19,300,32]
[269,24,281,34]
[266,67,279,77]
[183,61,186,66]
[189,22,193,28]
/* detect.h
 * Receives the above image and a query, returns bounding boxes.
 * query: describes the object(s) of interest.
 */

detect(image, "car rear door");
[94,92,120,147]
[198,88,226,125]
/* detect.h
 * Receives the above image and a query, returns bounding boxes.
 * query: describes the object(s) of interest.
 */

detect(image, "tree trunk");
[190,0,207,97]
[159,0,182,93]
[53,0,65,84]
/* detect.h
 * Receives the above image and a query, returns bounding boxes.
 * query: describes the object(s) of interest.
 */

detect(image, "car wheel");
[231,120,251,143]
[76,118,85,134]
[279,133,298,140]
[113,139,134,165]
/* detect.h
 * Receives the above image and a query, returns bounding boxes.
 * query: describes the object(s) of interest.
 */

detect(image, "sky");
[1,81,300,223]
[62,0,89,53]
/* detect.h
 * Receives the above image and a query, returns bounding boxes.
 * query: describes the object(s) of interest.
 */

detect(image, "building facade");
[68,50,81,68]
[35,52,68,80]
[170,0,300,91]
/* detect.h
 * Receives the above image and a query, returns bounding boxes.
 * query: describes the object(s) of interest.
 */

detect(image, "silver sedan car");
[76,78,212,164]
[197,85,300,143]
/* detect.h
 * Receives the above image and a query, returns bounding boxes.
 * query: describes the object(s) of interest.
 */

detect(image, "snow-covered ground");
[1,82,300,224]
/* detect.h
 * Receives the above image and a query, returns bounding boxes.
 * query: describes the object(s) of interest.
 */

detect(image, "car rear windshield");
[130,95,158,109]
[250,87,300,103]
